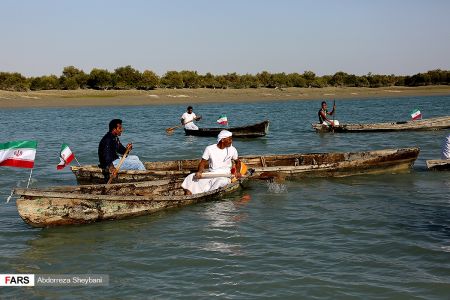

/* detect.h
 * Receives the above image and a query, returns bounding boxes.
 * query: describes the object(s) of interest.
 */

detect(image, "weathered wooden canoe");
[72,147,419,184]
[14,178,248,227]
[312,116,450,133]
[184,120,269,137]
[245,147,419,179]
[426,159,450,171]
[72,159,200,184]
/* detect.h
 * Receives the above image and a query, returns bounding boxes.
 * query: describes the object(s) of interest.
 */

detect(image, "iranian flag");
[0,140,37,169]
[57,144,75,170]
[217,114,228,125]
[411,109,422,120]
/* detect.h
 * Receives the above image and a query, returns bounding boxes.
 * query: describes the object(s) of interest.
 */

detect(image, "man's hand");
[109,165,118,178]
[194,171,203,179]
[126,143,133,151]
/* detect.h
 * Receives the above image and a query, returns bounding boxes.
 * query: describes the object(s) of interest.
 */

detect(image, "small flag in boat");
[217,114,228,125]
[57,144,75,170]
[0,140,37,169]
[410,109,422,120]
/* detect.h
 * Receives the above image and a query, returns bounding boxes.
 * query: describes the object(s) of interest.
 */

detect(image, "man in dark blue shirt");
[98,119,132,182]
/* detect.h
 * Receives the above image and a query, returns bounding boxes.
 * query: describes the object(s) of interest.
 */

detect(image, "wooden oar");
[196,172,233,179]
[166,120,192,133]
[166,116,202,133]
[196,163,251,179]
[107,145,132,185]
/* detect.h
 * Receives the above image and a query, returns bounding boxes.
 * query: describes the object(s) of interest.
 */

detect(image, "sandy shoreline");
[0,86,449,108]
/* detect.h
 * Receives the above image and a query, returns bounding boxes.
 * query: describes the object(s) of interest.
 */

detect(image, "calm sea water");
[0,95,449,298]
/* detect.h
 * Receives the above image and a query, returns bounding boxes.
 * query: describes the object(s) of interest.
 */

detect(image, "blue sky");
[1,0,449,77]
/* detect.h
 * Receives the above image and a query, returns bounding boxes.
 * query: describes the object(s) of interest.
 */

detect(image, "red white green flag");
[217,114,228,125]
[57,144,75,170]
[411,109,422,120]
[0,140,37,169]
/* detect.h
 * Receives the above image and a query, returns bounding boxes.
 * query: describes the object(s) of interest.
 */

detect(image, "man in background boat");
[318,101,339,127]
[441,133,450,159]
[181,106,202,130]
[182,130,242,195]
[98,119,145,183]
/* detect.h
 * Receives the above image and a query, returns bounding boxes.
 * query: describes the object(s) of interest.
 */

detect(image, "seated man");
[180,106,202,130]
[98,119,145,183]
[182,130,241,195]
[318,101,339,126]
[441,133,450,160]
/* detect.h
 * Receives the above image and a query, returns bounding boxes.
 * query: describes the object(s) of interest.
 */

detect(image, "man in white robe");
[182,130,241,195]
[180,106,202,130]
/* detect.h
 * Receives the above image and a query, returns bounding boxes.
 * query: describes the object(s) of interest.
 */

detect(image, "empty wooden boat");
[14,178,248,227]
[72,147,419,184]
[426,159,450,171]
[184,120,269,137]
[244,147,419,179]
[312,116,450,133]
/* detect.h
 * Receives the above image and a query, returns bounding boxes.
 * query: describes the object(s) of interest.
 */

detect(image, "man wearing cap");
[181,130,242,195]
[180,106,202,130]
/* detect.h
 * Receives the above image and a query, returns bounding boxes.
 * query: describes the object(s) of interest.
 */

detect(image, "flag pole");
[26,168,33,188]
[74,156,82,166]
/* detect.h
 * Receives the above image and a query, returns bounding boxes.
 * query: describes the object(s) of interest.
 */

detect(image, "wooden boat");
[426,159,450,171]
[71,147,419,184]
[14,178,248,227]
[184,120,270,137]
[72,159,199,184]
[245,147,419,179]
[312,116,450,133]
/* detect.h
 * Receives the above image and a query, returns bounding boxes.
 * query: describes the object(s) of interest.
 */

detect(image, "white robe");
[181,112,199,130]
[181,174,230,195]
[182,144,238,194]
[322,120,340,126]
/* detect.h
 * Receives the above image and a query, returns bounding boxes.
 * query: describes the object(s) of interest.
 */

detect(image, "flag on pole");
[217,114,228,125]
[0,140,37,169]
[57,144,75,170]
[410,109,422,120]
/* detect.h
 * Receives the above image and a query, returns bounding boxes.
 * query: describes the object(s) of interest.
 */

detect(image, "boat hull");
[184,120,269,137]
[312,116,450,132]
[71,148,419,184]
[426,159,450,171]
[249,149,418,179]
[14,179,246,227]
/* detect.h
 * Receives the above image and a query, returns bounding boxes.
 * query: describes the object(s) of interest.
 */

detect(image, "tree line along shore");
[0,66,449,92]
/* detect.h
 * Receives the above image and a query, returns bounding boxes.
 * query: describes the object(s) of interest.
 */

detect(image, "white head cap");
[217,130,232,143]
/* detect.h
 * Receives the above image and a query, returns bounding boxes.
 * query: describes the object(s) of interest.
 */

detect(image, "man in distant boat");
[318,101,339,127]
[181,106,202,130]
[182,130,242,195]
[441,133,450,159]
[98,119,145,183]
